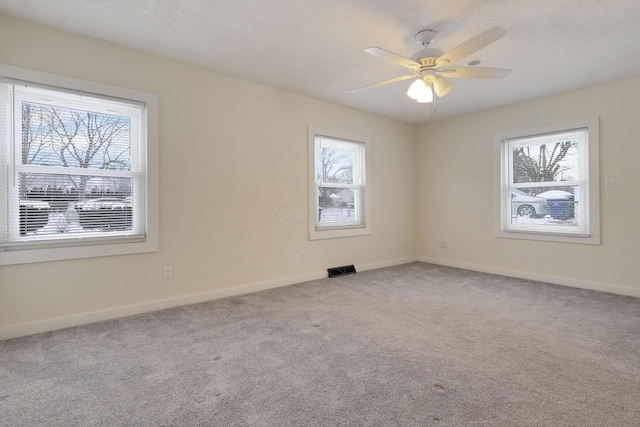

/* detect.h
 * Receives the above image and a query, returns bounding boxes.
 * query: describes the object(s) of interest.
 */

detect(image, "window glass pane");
[510,185,579,228]
[496,120,597,243]
[0,66,158,264]
[317,187,358,225]
[309,128,369,240]
[21,101,131,170]
[315,145,354,184]
[512,140,580,184]
[18,172,133,236]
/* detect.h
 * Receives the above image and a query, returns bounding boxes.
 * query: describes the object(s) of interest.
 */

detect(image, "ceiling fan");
[351,26,511,104]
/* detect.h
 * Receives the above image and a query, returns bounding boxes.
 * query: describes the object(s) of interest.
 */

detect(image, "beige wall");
[3,11,639,340]
[0,14,416,338]
[416,75,640,296]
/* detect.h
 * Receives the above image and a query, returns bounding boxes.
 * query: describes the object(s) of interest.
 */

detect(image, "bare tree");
[22,102,130,200]
[21,104,54,197]
[22,103,53,165]
[513,141,576,185]
[316,147,353,207]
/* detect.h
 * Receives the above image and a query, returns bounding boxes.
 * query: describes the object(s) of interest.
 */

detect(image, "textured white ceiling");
[2,0,640,123]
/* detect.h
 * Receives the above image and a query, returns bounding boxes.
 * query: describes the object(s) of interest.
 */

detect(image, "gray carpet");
[1,262,639,426]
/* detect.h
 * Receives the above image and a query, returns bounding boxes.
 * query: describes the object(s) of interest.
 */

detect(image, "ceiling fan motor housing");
[410,48,445,68]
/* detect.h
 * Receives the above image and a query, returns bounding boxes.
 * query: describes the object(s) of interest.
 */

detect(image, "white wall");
[416,75,640,297]
[0,14,416,339]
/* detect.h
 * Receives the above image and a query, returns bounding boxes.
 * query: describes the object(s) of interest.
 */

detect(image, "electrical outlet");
[440,241,449,249]
[300,251,307,261]
[163,265,173,279]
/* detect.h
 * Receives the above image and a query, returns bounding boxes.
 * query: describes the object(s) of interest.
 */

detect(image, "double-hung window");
[0,63,158,265]
[308,127,370,240]
[494,118,600,244]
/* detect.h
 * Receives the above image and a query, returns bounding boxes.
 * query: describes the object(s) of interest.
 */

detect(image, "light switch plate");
[604,179,614,190]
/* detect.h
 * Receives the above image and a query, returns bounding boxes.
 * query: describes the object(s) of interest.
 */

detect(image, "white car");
[536,190,574,200]
[74,198,130,210]
[74,198,132,231]
[19,200,51,235]
[511,189,550,217]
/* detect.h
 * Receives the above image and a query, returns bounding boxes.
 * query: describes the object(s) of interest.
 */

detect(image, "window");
[494,118,600,244]
[308,127,370,240]
[0,63,158,265]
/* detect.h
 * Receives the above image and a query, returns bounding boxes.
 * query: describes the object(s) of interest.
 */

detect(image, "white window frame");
[494,118,600,245]
[0,63,158,265]
[308,127,370,240]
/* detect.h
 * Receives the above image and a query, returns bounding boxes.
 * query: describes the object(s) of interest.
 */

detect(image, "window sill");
[494,228,600,245]
[0,237,158,266]
[309,225,371,240]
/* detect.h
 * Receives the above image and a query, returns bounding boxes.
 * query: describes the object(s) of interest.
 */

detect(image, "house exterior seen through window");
[308,127,370,240]
[0,63,158,265]
[495,119,600,244]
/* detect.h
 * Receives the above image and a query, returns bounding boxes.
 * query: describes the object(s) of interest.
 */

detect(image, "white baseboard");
[0,256,417,341]
[418,257,640,298]
[357,256,418,272]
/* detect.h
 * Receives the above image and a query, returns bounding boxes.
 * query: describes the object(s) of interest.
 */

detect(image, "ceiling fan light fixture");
[407,78,433,102]
[433,77,453,97]
[416,90,433,103]
[407,78,425,100]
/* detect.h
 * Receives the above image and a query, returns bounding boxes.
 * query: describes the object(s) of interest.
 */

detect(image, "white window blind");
[0,80,146,249]
[504,128,589,235]
[495,118,600,244]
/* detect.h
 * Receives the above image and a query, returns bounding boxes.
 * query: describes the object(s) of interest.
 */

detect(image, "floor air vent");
[328,265,357,278]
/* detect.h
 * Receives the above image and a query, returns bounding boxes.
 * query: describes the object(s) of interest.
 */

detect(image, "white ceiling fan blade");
[439,67,511,79]
[435,26,507,67]
[364,47,421,71]
[350,74,415,93]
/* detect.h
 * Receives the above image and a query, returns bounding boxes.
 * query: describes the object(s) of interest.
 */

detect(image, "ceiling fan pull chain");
[433,92,437,115]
